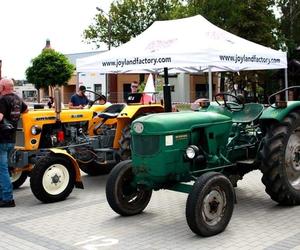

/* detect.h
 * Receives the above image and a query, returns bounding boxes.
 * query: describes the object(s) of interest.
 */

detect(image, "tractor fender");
[119,104,164,119]
[260,101,300,123]
[48,148,83,189]
[112,104,164,149]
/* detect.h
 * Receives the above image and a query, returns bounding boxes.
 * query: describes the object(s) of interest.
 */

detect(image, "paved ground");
[0,170,299,250]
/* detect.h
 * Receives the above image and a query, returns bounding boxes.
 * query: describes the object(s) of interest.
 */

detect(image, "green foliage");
[277,0,300,56]
[83,0,188,48]
[26,49,75,89]
[187,0,281,48]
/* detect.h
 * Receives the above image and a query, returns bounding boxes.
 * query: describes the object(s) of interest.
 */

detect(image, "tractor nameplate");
[35,116,56,121]
[71,114,83,118]
[175,134,188,141]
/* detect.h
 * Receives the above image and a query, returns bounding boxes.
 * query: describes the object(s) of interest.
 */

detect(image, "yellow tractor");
[10,90,164,203]
[10,89,110,188]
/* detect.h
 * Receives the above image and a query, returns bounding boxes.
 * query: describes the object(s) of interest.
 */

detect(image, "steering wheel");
[86,91,106,107]
[214,93,245,111]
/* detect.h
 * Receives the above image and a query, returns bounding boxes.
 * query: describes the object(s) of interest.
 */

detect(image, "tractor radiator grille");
[132,135,159,156]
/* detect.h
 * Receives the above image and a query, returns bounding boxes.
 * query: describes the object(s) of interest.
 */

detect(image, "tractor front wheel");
[260,111,300,205]
[106,160,152,216]
[30,155,75,203]
[186,172,235,237]
[11,170,28,189]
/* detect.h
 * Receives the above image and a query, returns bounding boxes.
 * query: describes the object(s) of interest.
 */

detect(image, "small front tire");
[106,160,152,216]
[30,155,75,203]
[186,172,235,237]
[10,170,28,189]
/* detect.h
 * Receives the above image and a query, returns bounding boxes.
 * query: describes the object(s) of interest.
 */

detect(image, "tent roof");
[77,15,287,73]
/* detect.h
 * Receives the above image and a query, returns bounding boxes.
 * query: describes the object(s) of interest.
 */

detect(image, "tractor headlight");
[133,122,144,134]
[185,145,199,159]
[31,125,42,135]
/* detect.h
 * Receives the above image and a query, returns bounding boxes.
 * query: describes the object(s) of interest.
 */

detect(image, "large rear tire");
[78,161,113,176]
[260,111,300,205]
[106,160,152,216]
[186,172,234,237]
[30,155,75,203]
[119,125,131,160]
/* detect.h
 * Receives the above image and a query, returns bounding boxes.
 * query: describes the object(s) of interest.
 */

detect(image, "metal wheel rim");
[42,164,70,195]
[10,171,22,182]
[285,130,300,190]
[202,187,226,226]
[118,168,145,208]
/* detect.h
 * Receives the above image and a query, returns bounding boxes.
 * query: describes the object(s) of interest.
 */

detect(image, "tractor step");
[236,159,255,165]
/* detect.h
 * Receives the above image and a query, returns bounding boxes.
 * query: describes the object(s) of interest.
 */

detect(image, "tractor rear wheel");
[186,172,235,237]
[106,160,152,216]
[10,170,28,189]
[119,125,131,160]
[30,155,75,203]
[78,161,113,176]
[260,111,300,205]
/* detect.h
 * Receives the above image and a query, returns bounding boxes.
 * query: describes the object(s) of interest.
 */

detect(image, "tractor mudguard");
[119,104,164,119]
[260,101,300,122]
[48,148,83,189]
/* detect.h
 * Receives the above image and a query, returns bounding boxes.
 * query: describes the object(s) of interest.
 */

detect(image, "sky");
[0,0,112,80]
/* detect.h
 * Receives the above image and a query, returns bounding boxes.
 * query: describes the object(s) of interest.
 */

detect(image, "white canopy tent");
[77,15,287,105]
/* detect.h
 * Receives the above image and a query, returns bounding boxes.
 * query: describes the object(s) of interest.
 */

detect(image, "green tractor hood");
[133,111,232,135]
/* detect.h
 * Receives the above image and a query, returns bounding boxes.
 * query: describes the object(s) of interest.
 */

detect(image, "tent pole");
[208,66,212,101]
[163,67,172,112]
[285,68,288,101]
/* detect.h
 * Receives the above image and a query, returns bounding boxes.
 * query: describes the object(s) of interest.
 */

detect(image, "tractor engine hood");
[132,111,232,135]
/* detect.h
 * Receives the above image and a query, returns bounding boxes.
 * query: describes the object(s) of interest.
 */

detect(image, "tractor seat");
[97,103,126,120]
[232,103,264,123]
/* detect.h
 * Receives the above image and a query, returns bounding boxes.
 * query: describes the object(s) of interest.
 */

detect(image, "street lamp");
[96,7,112,50]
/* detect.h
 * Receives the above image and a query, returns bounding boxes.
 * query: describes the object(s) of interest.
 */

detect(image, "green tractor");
[106,87,300,237]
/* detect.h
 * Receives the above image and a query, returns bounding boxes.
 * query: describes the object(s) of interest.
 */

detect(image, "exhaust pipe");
[54,86,62,121]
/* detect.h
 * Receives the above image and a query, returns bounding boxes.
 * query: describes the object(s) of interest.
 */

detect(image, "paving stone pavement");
[0,170,299,250]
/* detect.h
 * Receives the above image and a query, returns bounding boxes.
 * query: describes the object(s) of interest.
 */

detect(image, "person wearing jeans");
[0,78,28,207]
[0,143,14,202]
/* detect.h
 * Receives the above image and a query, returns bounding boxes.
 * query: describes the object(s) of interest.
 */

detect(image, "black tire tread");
[106,160,152,216]
[260,111,300,205]
[12,171,28,189]
[30,155,75,203]
[119,125,131,160]
[186,172,234,237]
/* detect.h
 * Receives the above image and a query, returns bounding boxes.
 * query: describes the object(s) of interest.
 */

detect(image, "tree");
[83,0,188,48]
[188,0,281,48]
[26,49,75,101]
[277,0,300,56]
[187,0,284,102]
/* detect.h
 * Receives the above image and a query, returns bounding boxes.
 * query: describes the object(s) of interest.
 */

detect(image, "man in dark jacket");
[0,78,28,207]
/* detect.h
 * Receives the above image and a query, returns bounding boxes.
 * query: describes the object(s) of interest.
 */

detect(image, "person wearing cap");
[69,85,89,109]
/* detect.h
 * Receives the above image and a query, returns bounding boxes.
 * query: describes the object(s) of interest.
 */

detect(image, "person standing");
[47,96,54,108]
[69,85,89,109]
[0,78,28,207]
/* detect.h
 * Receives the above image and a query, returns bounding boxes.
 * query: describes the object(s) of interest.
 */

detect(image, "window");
[94,84,102,95]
